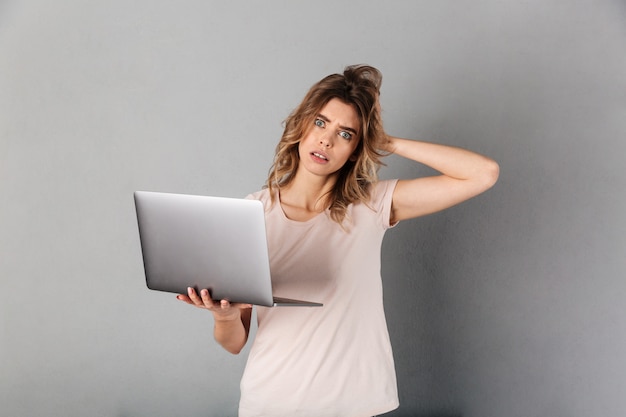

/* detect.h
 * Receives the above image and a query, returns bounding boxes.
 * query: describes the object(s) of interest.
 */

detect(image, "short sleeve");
[370,179,399,230]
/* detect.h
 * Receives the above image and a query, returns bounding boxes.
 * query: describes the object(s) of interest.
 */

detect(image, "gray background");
[1,1,625,416]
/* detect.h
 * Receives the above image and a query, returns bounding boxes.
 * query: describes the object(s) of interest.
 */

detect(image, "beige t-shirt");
[239,180,400,417]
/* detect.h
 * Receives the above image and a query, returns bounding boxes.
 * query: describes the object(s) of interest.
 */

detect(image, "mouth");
[311,152,328,161]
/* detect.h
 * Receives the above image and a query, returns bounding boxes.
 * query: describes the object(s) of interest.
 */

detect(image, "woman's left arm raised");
[385,136,500,223]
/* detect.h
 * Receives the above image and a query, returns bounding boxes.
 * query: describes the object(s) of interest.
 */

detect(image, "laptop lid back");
[134,191,275,306]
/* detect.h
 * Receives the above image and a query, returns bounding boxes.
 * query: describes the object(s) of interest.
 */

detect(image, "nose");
[319,132,332,148]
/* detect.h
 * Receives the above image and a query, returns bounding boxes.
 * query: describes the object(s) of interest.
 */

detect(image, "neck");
[281,170,338,213]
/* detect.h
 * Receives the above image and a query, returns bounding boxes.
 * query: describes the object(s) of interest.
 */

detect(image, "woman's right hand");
[177,287,253,354]
[177,287,252,322]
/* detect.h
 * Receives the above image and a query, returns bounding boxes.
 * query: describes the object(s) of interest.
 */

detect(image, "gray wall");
[1,1,625,416]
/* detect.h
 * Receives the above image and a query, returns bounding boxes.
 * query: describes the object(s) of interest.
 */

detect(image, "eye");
[339,131,352,140]
[314,118,325,128]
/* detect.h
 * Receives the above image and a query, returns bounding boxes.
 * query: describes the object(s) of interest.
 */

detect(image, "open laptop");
[134,191,322,307]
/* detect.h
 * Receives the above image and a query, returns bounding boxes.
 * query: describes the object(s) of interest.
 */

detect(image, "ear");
[349,154,358,162]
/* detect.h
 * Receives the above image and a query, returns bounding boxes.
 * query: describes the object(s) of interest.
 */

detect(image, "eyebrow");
[317,114,358,135]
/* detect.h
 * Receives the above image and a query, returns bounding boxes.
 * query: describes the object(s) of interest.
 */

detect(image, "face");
[297,98,361,180]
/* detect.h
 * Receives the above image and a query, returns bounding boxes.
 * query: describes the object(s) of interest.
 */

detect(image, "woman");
[177,65,499,416]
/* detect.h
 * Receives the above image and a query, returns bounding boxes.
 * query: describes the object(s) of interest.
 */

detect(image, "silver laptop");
[134,191,322,307]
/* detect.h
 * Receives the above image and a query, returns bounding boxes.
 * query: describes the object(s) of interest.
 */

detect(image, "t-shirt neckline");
[276,190,329,226]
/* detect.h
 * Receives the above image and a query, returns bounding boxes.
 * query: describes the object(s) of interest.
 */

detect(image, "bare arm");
[177,287,252,355]
[384,136,499,223]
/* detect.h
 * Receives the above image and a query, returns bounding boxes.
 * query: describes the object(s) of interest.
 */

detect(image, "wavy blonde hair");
[265,64,388,225]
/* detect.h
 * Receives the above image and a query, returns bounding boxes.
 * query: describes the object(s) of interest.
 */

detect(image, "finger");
[230,302,253,309]
[176,294,193,304]
[217,300,253,310]
[213,299,237,311]
[200,289,218,308]
[187,287,205,306]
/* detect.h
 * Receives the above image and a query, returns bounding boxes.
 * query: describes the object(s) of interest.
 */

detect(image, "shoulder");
[245,188,268,201]
[348,179,399,230]
[367,179,398,207]
[245,187,275,211]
